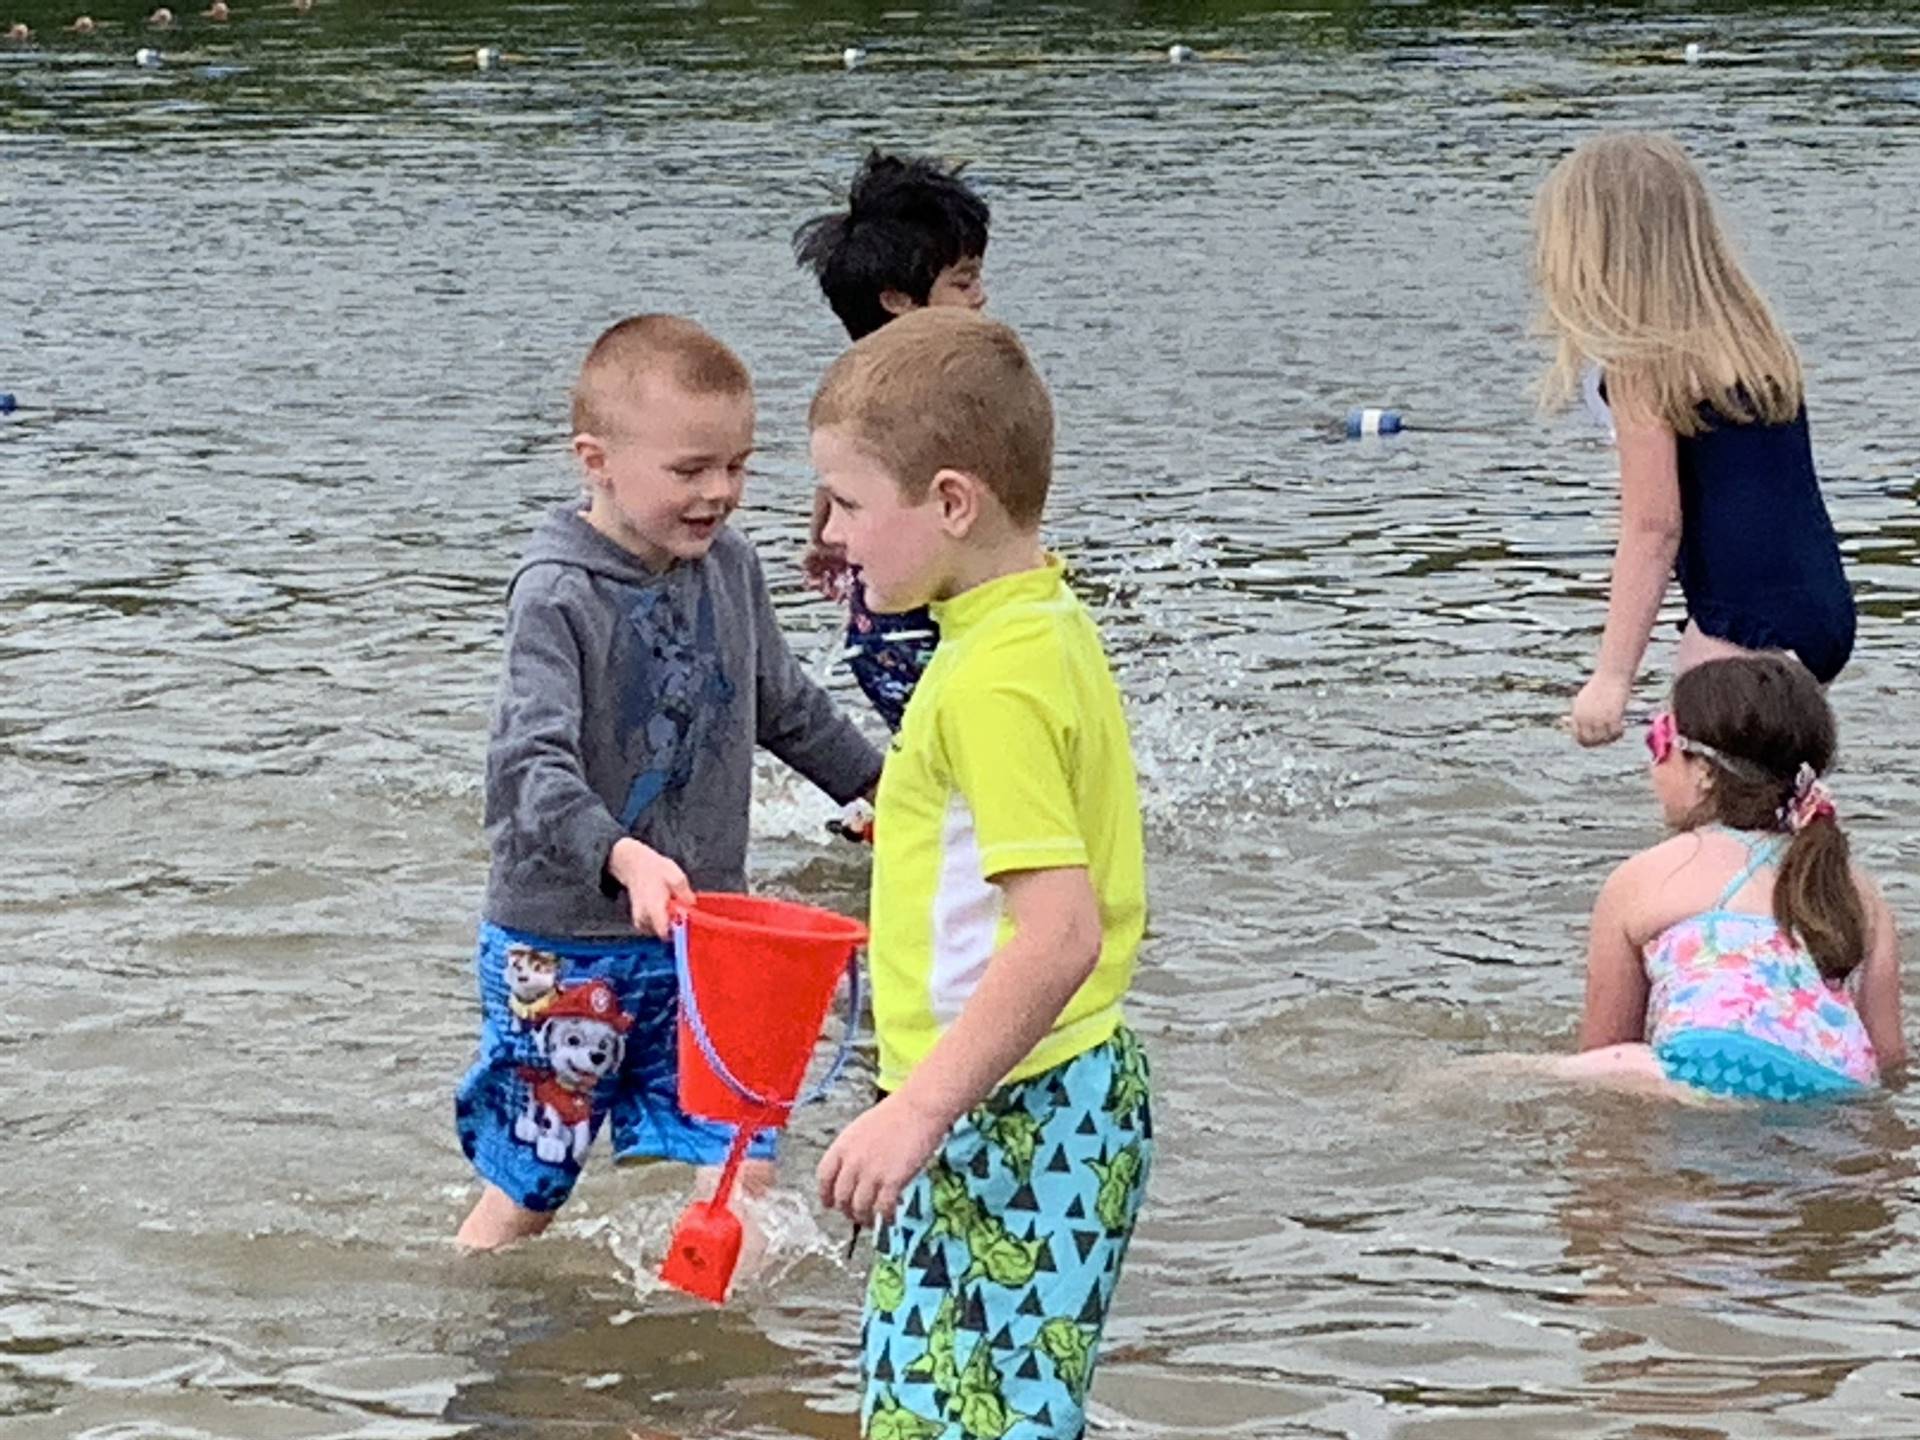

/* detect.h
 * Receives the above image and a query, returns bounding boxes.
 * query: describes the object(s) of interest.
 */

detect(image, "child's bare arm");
[817,866,1100,1225]
[1854,872,1906,1074]
[1577,862,1650,1049]
[1572,405,1682,746]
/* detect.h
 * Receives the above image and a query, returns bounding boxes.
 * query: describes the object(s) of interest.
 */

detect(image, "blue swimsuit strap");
[1707,826,1789,908]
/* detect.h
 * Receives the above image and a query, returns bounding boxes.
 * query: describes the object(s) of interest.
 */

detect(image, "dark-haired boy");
[792,151,992,731]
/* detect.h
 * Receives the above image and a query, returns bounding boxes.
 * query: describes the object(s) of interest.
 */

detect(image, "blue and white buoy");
[0,393,17,416]
[842,45,867,69]
[475,45,502,70]
[1168,43,1196,64]
[135,46,162,67]
[1345,406,1403,439]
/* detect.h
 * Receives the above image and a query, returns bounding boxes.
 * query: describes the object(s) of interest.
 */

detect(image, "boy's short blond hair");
[808,309,1053,528]
[572,314,752,437]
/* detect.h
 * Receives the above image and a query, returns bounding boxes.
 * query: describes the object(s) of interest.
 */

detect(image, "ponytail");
[1773,814,1865,982]
[1674,656,1866,983]
[1672,657,1866,979]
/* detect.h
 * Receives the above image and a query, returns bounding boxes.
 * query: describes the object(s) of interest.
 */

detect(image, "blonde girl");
[1534,132,1856,746]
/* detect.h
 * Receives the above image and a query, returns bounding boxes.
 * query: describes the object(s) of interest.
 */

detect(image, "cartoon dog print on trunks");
[513,979,633,1167]
[503,944,562,1031]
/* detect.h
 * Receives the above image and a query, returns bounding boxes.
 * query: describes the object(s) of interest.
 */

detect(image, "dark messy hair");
[1671,655,1863,981]
[793,150,991,340]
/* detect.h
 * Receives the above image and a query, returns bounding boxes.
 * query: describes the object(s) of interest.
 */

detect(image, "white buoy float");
[1168,43,1195,64]
[842,45,867,69]
[475,45,502,70]
[135,46,162,67]
[1684,41,1703,64]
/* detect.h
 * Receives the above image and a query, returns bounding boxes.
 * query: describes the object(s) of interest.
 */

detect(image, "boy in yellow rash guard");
[808,308,1152,1440]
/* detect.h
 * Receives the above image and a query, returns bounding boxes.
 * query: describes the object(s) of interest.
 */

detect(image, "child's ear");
[572,433,610,486]
[879,289,920,319]
[930,467,983,536]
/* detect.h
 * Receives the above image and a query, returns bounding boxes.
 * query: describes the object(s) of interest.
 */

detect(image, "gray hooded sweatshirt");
[483,505,883,938]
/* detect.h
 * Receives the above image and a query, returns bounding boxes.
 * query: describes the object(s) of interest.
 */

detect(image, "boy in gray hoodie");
[454,314,883,1251]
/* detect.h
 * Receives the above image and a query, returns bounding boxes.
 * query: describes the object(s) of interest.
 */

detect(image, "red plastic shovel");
[659,1110,768,1304]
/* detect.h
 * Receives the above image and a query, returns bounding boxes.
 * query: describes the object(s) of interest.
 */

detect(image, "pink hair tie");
[1783,763,1837,833]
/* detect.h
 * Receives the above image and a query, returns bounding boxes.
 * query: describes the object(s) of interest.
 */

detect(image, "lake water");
[4,1,1919,1436]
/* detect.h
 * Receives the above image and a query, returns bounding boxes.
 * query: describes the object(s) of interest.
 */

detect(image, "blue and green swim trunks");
[862,1025,1153,1440]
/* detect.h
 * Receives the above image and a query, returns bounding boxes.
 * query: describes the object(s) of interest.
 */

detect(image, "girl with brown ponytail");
[1550,656,1903,1100]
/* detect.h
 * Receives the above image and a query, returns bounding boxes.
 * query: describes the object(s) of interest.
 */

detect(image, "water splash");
[589,1185,847,1306]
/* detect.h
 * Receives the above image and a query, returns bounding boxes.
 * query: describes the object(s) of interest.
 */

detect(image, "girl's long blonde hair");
[1533,131,1803,436]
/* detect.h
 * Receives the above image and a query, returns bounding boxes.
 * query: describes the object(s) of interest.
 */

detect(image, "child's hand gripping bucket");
[660,892,866,1303]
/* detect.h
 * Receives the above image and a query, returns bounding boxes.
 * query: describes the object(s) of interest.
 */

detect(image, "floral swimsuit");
[1646,829,1878,1101]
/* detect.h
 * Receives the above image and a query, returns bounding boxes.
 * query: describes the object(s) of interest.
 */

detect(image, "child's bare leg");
[1460,1044,1709,1101]
[1677,620,1770,674]
[456,1183,555,1251]
[1547,1043,1672,1088]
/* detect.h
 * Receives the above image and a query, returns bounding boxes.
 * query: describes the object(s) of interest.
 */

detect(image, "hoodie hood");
[510,503,679,595]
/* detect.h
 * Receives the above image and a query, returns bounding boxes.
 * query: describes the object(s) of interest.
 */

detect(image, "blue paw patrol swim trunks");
[454,922,776,1213]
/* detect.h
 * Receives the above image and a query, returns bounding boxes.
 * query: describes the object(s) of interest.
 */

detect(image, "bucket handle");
[671,914,862,1115]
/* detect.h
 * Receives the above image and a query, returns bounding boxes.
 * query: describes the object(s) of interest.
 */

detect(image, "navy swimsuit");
[1674,405,1855,683]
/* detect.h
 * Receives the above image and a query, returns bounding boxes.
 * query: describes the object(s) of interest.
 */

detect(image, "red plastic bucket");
[673,892,867,1129]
